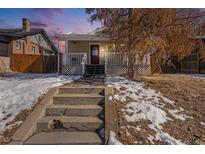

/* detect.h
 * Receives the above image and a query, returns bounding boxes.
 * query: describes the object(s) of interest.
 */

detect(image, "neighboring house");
[60,28,151,76]
[0,18,58,73]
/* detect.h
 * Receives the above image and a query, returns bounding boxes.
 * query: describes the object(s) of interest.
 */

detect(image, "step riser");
[85,72,104,74]
[53,97,104,105]
[58,88,104,95]
[46,108,102,116]
[24,132,102,145]
[85,68,104,69]
[26,142,101,145]
[37,122,102,132]
[85,65,105,75]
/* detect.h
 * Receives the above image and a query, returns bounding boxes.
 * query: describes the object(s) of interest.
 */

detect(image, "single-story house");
[0,18,58,73]
[59,28,151,76]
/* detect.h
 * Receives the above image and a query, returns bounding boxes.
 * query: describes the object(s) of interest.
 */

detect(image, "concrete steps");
[53,94,104,105]
[84,64,105,76]
[37,116,103,132]
[26,86,105,145]
[59,87,104,95]
[25,132,102,145]
[46,104,103,116]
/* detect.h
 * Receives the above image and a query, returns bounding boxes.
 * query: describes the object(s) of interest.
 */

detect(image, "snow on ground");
[108,131,123,145]
[169,73,205,79]
[0,73,80,135]
[106,76,192,145]
[201,122,205,126]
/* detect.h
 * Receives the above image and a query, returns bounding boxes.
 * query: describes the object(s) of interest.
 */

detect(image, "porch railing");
[105,52,128,75]
[61,52,151,76]
[61,53,87,75]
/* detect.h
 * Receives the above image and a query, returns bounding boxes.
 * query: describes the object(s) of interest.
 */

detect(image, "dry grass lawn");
[115,75,205,144]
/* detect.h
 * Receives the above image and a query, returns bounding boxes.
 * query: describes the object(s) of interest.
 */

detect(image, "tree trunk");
[127,8,134,77]
[127,49,134,77]
[155,51,163,73]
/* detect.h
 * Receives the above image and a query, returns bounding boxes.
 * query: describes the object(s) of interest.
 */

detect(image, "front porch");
[59,32,152,76]
[61,52,128,76]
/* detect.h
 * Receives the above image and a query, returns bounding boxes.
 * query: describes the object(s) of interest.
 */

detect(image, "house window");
[32,46,35,53]
[16,41,21,50]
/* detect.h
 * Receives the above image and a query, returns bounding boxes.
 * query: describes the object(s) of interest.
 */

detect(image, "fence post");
[105,52,108,74]
[62,54,66,68]
[81,53,87,75]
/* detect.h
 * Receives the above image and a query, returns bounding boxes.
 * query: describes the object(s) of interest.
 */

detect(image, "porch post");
[81,53,87,75]
[105,52,108,74]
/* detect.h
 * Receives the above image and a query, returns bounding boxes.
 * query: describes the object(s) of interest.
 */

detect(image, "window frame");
[16,41,21,50]
[32,46,36,53]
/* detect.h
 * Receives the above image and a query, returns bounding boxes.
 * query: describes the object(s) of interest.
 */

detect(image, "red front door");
[90,45,100,64]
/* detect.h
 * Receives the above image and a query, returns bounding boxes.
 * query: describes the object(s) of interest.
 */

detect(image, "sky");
[0,8,101,51]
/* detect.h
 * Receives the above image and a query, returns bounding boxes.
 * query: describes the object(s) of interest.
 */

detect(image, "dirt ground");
[115,74,205,145]
[0,104,37,144]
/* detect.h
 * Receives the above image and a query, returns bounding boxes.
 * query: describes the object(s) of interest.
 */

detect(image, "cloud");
[0,19,12,28]
[30,9,66,51]
[47,27,65,40]
[30,21,48,28]
[30,9,65,38]
[32,8,64,19]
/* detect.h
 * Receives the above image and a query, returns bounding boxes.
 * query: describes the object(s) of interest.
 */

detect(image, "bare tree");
[86,8,205,77]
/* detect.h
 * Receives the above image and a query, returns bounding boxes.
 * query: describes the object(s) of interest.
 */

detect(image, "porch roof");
[59,33,112,42]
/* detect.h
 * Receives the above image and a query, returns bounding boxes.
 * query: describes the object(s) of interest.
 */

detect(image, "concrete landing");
[25,131,102,145]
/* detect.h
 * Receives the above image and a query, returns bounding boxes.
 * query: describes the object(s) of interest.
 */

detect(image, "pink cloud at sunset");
[0,8,101,51]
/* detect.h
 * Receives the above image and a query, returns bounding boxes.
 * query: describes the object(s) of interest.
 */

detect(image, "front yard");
[106,74,205,145]
[0,73,80,143]
[0,73,204,145]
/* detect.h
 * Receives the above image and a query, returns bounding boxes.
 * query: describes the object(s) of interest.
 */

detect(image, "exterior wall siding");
[66,41,116,64]
[0,33,56,73]
[12,38,41,55]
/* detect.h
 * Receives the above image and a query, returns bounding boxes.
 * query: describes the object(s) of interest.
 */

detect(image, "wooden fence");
[11,54,57,73]
[43,55,58,73]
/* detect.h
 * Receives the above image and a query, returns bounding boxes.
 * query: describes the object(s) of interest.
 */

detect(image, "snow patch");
[169,108,192,121]
[108,131,122,145]
[0,74,80,135]
[201,122,205,126]
[154,132,184,145]
[108,95,113,101]
[106,76,189,144]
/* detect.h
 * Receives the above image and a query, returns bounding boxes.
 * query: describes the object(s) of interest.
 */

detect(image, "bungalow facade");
[60,29,151,76]
[0,18,58,73]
